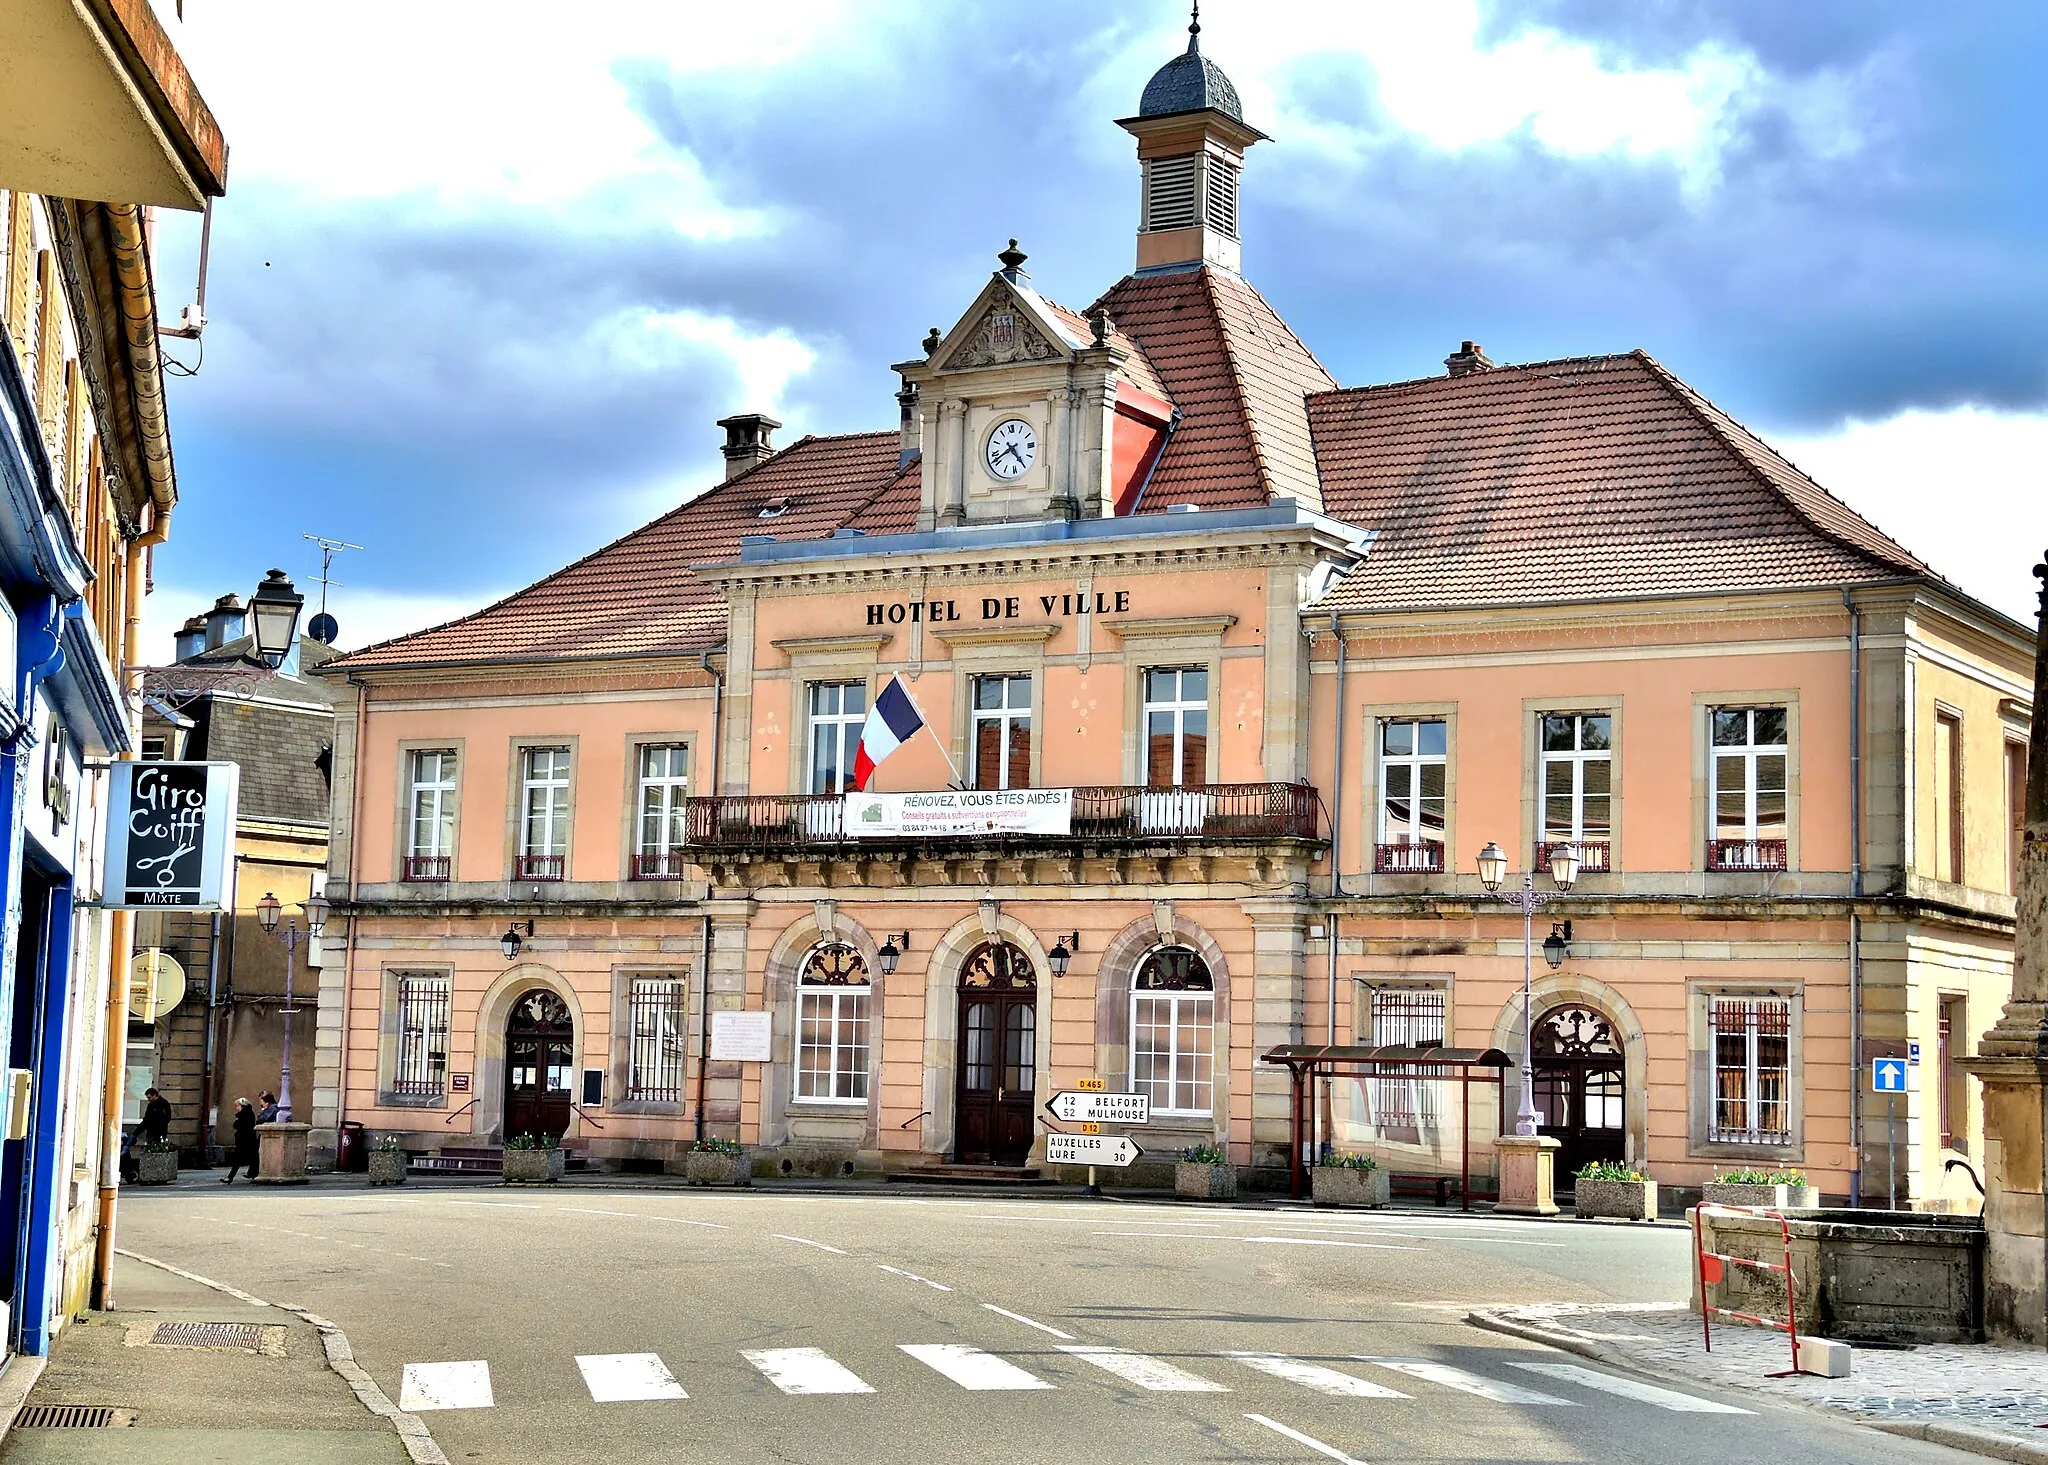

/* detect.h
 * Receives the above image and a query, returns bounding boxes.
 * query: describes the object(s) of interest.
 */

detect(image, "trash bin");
[337,1120,367,1173]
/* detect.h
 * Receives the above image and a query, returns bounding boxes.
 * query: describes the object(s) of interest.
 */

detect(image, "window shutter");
[1143,156,1200,232]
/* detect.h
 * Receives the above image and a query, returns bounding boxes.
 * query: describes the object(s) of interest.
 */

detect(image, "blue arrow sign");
[1872,1058,1908,1093]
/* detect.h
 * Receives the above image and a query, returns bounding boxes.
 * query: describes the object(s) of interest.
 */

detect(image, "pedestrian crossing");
[395,1345,1755,1416]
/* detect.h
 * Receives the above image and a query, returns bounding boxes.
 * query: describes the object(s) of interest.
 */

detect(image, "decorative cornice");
[1103,614,1238,643]
[929,623,1061,648]
[771,632,893,662]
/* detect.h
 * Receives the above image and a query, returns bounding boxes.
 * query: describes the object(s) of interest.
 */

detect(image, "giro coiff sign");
[103,762,240,909]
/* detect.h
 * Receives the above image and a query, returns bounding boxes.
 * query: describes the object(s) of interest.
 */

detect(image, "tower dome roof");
[1138,16,1242,122]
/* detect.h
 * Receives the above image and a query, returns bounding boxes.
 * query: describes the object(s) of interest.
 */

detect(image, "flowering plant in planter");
[1703,1166,1817,1210]
[1572,1160,1658,1221]
[1175,1144,1236,1200]
[134,1140,179,1186]
[503,1133,558,1151]
[367,1135,407,1186]
[1321,1151,1379,1172]
[676,1136,751,1186]
[501,1133,564,1183]
[691,1137,744,1154]
[1312,1151,1389,1208]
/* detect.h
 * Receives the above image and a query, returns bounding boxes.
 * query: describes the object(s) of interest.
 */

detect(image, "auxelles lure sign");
[865,589,1131,627]
[103,762,240,909]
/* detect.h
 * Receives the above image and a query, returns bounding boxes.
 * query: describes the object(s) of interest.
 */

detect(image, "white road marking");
[1092,1231,1233,1240]
[1058,1345,1229,1392]
[1358,1358,1575,1404]
[1505,1361,1754,1413]
[558,1207,727,1230]
[576,1353,687,1402]
[742,1347,875,1395]
[877,1265,953,1291]
[772,1234,849,1255]
[1229,1353,1411,1398]
[1243,1413,1370,1465]
[444,1200,543,1210]
[900,1344,1053,1391]
[1242,1237,1424,1251]
[980,1304,1075,1339]
[399,1360,494,1411]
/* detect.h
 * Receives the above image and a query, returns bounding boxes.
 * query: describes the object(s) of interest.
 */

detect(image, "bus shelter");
[1260,1045,1513,1209]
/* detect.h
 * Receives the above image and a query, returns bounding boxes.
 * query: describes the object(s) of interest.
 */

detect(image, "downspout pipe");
[93,503,170,1310]
[1844,589,1864,1206]
[334,672,372,1160]
[694,648,724,1143]
[1327,613,1347,1038]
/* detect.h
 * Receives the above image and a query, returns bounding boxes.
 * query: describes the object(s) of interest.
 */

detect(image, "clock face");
[985,418,1037,480]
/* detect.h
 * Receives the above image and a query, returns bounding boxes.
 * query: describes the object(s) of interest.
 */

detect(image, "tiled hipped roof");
[1310,351,1928,612]
[331,433,908,669]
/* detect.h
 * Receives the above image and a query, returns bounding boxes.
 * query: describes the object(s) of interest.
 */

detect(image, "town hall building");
[312,26,2034,1207]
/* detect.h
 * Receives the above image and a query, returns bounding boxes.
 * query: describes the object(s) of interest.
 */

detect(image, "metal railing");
[1537,839,1609,873]
[401,854,450,882]
[516,853,565,882]
[1707,838,1788,872]
[1374,840,1444,874]
[631,849,689,880]
[683,782,1319,851]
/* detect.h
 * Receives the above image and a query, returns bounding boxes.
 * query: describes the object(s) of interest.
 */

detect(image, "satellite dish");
[129,949,186,1022]
[307,611,339,645]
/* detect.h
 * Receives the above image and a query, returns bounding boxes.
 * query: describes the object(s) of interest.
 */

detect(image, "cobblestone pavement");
[1471,1302,2048,1461]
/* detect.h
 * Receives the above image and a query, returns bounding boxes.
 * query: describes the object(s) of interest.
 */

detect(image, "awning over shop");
[0,0,226,209]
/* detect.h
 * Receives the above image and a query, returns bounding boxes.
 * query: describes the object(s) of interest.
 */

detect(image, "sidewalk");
[1470,1301,2048,1465]
[0,1254,424,1464]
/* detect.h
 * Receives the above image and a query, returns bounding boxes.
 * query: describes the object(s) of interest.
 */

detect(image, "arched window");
[796,944,870,1103]
[1130,947,1213,1115]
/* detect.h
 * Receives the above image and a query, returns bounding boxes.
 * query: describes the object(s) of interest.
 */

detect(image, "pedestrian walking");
[141,1087,172,1146]
[223,1098,258,1182]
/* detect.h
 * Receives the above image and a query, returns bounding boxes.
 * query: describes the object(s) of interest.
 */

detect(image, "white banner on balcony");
[842,788,1072,838]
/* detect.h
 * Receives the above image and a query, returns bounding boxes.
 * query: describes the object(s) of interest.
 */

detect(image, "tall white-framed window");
[1541,713,1612,863]
[393,972,450,1098]
[1360,986,1447,1138]
[626,975,689,1102]
[1376,719,1446,872]
[1130,947,1214,1116]
[1143,666,1208,787]
[1709,995,1792,1145]
[972,674,1032,790]
[635,743,690,877]
[807,681,867,795]
[519,746,570,877]
[795,943,870,1103]
[1710,707,1788,869]
[406,749,457,857]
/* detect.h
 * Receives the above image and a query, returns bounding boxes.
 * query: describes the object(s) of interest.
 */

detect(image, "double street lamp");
[254,891,329,1124]
[1475,841,1579,1138]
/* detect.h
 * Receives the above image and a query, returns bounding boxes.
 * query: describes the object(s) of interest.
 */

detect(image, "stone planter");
[1573,1177,1657,1221]
[367,1150,408,1187]
[502,1147,565,1183]
[134,1150,178,1186]
[1702,1182,1819,1211]
[678,1148,752,1187]
[1175,1161,1237,1200]
[1311,1165,1390,1209]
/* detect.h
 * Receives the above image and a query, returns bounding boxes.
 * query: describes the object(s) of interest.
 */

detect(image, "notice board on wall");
[709,1010,772,1061]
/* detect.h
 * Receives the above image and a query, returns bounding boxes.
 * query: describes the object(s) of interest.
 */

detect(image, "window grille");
[1203,156,1240,238]
[1709,995,1791,1145]
[393,973,450,1098]
[796,944,870,1103]
[1367,988,1447,1133]
[626,976,689,1102]
[1143,155,1200,231]
[1131,948,1214,1115]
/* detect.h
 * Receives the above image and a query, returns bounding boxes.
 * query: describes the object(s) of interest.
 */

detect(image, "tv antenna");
[303,534,362,646]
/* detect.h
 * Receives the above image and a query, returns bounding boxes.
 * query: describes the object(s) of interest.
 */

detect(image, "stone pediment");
[933,281,1077,373]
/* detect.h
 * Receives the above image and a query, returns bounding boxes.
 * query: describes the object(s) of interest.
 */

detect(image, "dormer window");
[757,497,790,519]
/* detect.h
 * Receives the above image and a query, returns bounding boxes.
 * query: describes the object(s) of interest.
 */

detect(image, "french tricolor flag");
[852,676,926,791]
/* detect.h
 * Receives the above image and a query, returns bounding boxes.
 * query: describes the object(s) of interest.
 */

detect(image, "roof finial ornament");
[1188,0,1201,51]
[997,238,1029,279]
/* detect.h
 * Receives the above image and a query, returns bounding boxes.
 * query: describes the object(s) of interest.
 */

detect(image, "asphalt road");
[117,1186,1978,1465]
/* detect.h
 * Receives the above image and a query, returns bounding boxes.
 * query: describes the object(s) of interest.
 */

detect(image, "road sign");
[1872,1057,1908,1093]
[1907,1041,1922,1067]
[1044,1133,1143,1168]
[1046,1091,1150,1125]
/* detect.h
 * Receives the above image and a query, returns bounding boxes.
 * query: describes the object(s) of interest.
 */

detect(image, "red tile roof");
[329,432,906,669]
[1093,266,1337,511]
[1309,351,1927,612]
[1037,295,1172,403]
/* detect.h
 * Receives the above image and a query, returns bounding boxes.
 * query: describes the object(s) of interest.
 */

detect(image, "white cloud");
[1776,405,2048,625]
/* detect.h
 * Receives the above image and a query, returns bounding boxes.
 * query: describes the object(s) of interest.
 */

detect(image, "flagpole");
[891,676,965,789]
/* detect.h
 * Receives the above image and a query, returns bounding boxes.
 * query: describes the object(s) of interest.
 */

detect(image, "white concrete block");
[1794,1336,1851,1377]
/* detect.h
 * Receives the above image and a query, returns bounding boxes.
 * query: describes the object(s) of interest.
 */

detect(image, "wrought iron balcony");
[1536,840,1610,873]
[1374,840,1444,874]
[631,850,689,880]
[401,854,450,883]
[683,782,1320,853]
[516,853,566,882]
[1706,838,1788,872]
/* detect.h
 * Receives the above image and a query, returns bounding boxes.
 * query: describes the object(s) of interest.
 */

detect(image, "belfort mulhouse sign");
[103,762,239,909]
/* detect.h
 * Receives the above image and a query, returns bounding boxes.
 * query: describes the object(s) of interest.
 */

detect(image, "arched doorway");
[1531,1003,1625,1179]
[954,942,1036,1165]
[505,989,574,1142]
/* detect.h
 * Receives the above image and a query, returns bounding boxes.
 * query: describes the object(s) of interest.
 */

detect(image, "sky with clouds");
[142,0,2048,655]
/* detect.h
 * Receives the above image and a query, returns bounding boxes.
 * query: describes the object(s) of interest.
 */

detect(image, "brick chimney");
[1445,341,1495,377]
[717,413,782,480]
[174,615,206,662]
[203,593,244,650]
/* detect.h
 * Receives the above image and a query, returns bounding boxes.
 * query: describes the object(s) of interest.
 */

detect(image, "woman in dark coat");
[223,1098,258,1182]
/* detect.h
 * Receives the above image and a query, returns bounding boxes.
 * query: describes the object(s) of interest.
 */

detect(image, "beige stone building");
[315,29,2031,1208]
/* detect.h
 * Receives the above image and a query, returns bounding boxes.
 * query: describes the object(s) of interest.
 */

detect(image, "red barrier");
[1693,1204,1812,1377]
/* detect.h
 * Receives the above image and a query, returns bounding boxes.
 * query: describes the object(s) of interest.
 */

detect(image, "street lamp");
[1045,932,1080,979]
[1476,841,1579,1138]
[500,920,535,961]
[877,932,910,976]
[247,570,305,668]
[255,890,327,1124]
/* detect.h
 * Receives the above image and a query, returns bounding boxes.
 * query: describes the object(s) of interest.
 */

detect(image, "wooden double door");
[954,943,1037,1166]
[505,989,573,1142]
[1530,1003,1626,1181]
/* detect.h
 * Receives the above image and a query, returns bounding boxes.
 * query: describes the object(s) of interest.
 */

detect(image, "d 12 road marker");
[1045,1133,1143,1168]
[1046,1090,1150,1124]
